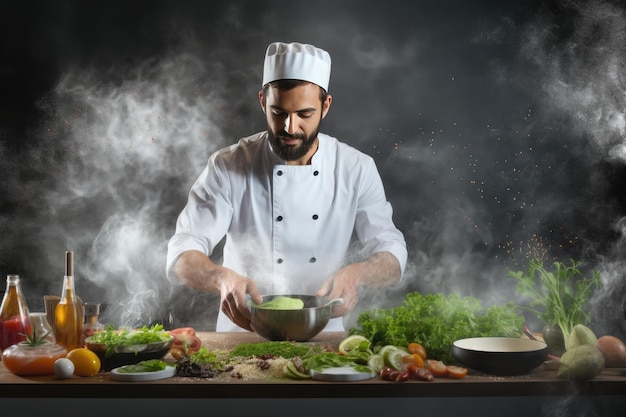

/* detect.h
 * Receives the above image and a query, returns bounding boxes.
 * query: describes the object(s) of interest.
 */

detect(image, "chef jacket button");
[309,257,316,263]
[276,216,283,222]
[312,214,318,220]
[313,170,319,176]
[277,170,283,176]
[277,258,283,264]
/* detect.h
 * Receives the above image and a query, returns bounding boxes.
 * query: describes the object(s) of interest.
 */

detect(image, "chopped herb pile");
[348,292,524,364]
[175,343,325,379]
[177,347,233,378]
[228,341,324,359]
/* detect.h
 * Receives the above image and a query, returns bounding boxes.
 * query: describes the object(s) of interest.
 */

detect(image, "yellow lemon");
[66,348,101,376]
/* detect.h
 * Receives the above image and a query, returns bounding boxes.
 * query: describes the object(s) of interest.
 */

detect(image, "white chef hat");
[262,42,331,91]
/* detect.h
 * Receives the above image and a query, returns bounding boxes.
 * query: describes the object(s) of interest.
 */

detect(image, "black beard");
[267,127,319,161]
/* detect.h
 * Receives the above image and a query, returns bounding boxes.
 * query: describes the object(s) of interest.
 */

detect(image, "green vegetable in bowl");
[85,324,172,357]
[254,296,304,310]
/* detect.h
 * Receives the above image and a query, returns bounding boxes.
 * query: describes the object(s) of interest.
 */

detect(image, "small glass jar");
[29,312,56,344]
[82,302,105,340]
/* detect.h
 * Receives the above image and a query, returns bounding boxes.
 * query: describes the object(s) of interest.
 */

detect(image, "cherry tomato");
[407,342,427,360]
[446,365,468,379]
[426,359,449,377]
[401,353,425,368]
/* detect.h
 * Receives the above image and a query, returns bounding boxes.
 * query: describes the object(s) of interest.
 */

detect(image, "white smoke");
[34,51,227,328]
[521,0,626,162]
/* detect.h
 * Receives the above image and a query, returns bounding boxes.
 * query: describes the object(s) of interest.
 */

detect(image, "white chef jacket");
[166,132,407,332]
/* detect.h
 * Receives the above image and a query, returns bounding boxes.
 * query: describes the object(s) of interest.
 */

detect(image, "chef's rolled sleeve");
[165,233,211,285]
[165,156,233,284]
[355,158,408,279]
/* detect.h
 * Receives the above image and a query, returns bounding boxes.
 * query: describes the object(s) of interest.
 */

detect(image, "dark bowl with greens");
[84,324,173,370]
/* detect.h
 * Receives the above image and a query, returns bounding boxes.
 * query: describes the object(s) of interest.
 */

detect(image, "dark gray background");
[1,0,625,339]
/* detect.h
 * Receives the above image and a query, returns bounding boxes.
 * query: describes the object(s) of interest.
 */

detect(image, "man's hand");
[315,251,401,318]
[218,272,262,331]
[315,264,360,317]
[171,250,263,331]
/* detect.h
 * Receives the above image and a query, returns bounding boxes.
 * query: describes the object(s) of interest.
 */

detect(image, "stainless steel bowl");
[249,294,343,342]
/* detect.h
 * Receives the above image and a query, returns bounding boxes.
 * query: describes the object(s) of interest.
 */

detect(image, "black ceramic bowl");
[85,338,174,371]
[452,337,548,376]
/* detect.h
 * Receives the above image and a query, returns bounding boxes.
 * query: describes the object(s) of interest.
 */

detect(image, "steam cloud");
[31,52,227,327]
[522,1,626,162]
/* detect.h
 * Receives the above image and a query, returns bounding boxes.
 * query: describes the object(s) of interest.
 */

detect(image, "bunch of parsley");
[348,292,524,364]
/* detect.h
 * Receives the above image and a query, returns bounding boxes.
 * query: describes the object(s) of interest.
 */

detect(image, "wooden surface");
[1,332,626,398]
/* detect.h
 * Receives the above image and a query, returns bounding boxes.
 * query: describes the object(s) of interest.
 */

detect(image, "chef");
[166,41,408,332]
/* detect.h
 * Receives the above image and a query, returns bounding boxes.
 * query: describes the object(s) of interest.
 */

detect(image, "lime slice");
[379,345,401,363]
[338,335,370,355]
[283,360,310,380]
[367,354,385,373]
[386,349,410,371]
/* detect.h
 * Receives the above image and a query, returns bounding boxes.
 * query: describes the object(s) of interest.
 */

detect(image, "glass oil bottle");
[54,251,83,351]
[0,274,32,352]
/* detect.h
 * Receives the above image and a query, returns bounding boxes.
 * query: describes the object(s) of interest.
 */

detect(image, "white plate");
[310,366,376,382]
[110,365,177,382]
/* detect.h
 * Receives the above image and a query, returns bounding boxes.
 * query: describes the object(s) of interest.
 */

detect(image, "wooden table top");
[1,332,625,398]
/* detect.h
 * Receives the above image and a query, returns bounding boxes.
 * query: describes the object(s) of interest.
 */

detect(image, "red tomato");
[169,327,196,336]
[426,359,449,377]
[446,365,468,379]
[168,327,201,357]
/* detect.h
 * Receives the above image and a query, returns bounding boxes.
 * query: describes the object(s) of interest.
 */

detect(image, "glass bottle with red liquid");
[0,274,32,353]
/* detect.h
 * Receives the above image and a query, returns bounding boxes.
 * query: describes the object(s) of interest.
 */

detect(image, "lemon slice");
[338,335,370,355]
